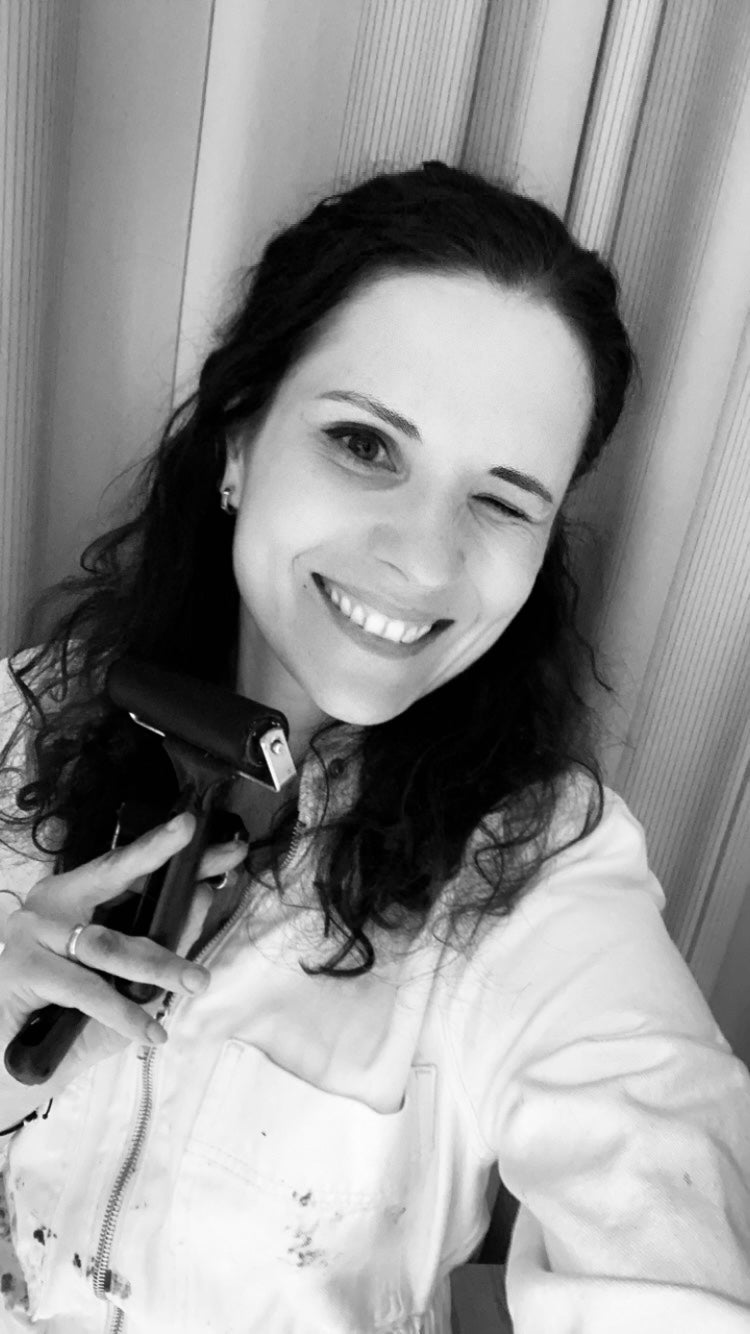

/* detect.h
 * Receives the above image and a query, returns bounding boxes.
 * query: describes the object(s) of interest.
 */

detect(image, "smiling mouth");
[312,573,451,654]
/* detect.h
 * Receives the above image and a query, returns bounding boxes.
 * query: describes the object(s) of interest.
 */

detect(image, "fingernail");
[183,967,210,994]
[165,814,184,832]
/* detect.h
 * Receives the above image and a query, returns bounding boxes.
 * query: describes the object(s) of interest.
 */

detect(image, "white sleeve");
[447,786,750,1332]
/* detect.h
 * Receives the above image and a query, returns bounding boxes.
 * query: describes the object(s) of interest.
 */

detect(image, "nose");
[366,494,465,602]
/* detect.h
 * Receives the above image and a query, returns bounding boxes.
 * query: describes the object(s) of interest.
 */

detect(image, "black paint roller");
[4,655,298,1086]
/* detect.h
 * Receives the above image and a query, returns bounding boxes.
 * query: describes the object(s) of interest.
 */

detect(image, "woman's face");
[223,270,593,759]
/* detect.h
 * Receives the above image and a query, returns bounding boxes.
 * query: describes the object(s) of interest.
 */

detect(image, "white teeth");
[399,624,429,644]
[323,581,432,644]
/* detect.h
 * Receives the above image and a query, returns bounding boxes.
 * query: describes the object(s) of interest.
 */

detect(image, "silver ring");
[211,872,230,891]
[65,923,87,961]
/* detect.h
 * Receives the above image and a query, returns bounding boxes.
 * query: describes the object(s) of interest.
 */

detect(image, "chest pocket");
[168,1039,437,1330]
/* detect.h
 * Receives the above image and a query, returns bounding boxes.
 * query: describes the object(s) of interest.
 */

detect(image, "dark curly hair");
[0,161,635,977]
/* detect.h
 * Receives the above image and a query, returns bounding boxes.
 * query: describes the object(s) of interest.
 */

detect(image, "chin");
[313,687,418,730]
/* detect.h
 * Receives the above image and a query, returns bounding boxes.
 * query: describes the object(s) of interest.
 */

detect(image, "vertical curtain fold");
[0,0,78,651]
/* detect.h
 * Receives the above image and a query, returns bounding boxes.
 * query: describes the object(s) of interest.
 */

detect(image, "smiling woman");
[1,163,749,1334]
[221,268,592,744]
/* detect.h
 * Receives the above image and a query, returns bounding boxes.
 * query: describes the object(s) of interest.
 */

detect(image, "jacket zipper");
[94,819,306,1332]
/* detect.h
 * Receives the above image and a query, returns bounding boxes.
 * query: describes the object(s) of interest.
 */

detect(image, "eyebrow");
[317,390,555,506]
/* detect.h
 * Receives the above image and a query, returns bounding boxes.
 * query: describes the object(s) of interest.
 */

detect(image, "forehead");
[284,271,593,490]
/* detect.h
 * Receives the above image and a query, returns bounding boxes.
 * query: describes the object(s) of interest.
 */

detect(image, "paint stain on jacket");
[32,1225,57,1246]
[286,1223,328,1268]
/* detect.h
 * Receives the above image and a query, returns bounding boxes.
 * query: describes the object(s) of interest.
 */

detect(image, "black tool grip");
[3,1004,90,1087]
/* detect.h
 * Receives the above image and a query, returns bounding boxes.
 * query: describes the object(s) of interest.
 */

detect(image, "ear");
[222,408,268,493]
[223,430,244,467]
[224,428,243,462]
[220,433,246,494]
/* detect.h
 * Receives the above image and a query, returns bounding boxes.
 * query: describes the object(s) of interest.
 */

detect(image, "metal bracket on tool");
[128,711,296,794]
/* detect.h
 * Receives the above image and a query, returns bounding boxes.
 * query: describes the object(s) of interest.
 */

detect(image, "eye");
[321,424,531,522]
[322,424,390,467]
[477,496,531,521]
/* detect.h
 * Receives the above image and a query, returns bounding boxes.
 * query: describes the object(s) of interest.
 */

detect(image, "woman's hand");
[0,812,247,1118]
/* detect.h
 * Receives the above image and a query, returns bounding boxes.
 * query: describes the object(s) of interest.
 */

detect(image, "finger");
[28,813,197,918]
[7,940,187,1050]
[173,881,215,961]
[62,837,249,917]
[195,838,248,883]
[36,842,246,951]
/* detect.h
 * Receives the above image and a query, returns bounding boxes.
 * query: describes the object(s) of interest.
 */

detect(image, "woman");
[0,162,748,1333]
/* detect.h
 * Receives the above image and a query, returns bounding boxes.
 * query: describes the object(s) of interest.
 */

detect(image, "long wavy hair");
[0,162,634,977]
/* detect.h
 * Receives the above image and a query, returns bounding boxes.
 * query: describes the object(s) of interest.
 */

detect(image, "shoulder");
[460,768,665,934]
[535,771,664,911]
[437,771,688,1038]
[442,773,722,1055]
[437,774,745,1151]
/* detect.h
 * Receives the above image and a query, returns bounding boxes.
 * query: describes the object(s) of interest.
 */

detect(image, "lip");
[313,573,448,628]
[313,574,449,658]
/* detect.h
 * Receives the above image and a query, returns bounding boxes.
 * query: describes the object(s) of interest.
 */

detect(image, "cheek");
[230,497,318,618]
[481,539,543,622]
[244,447,331,549]
[230,508,275,606]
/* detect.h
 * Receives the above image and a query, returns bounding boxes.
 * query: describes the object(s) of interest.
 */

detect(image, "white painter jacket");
[0,652,749,1334]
